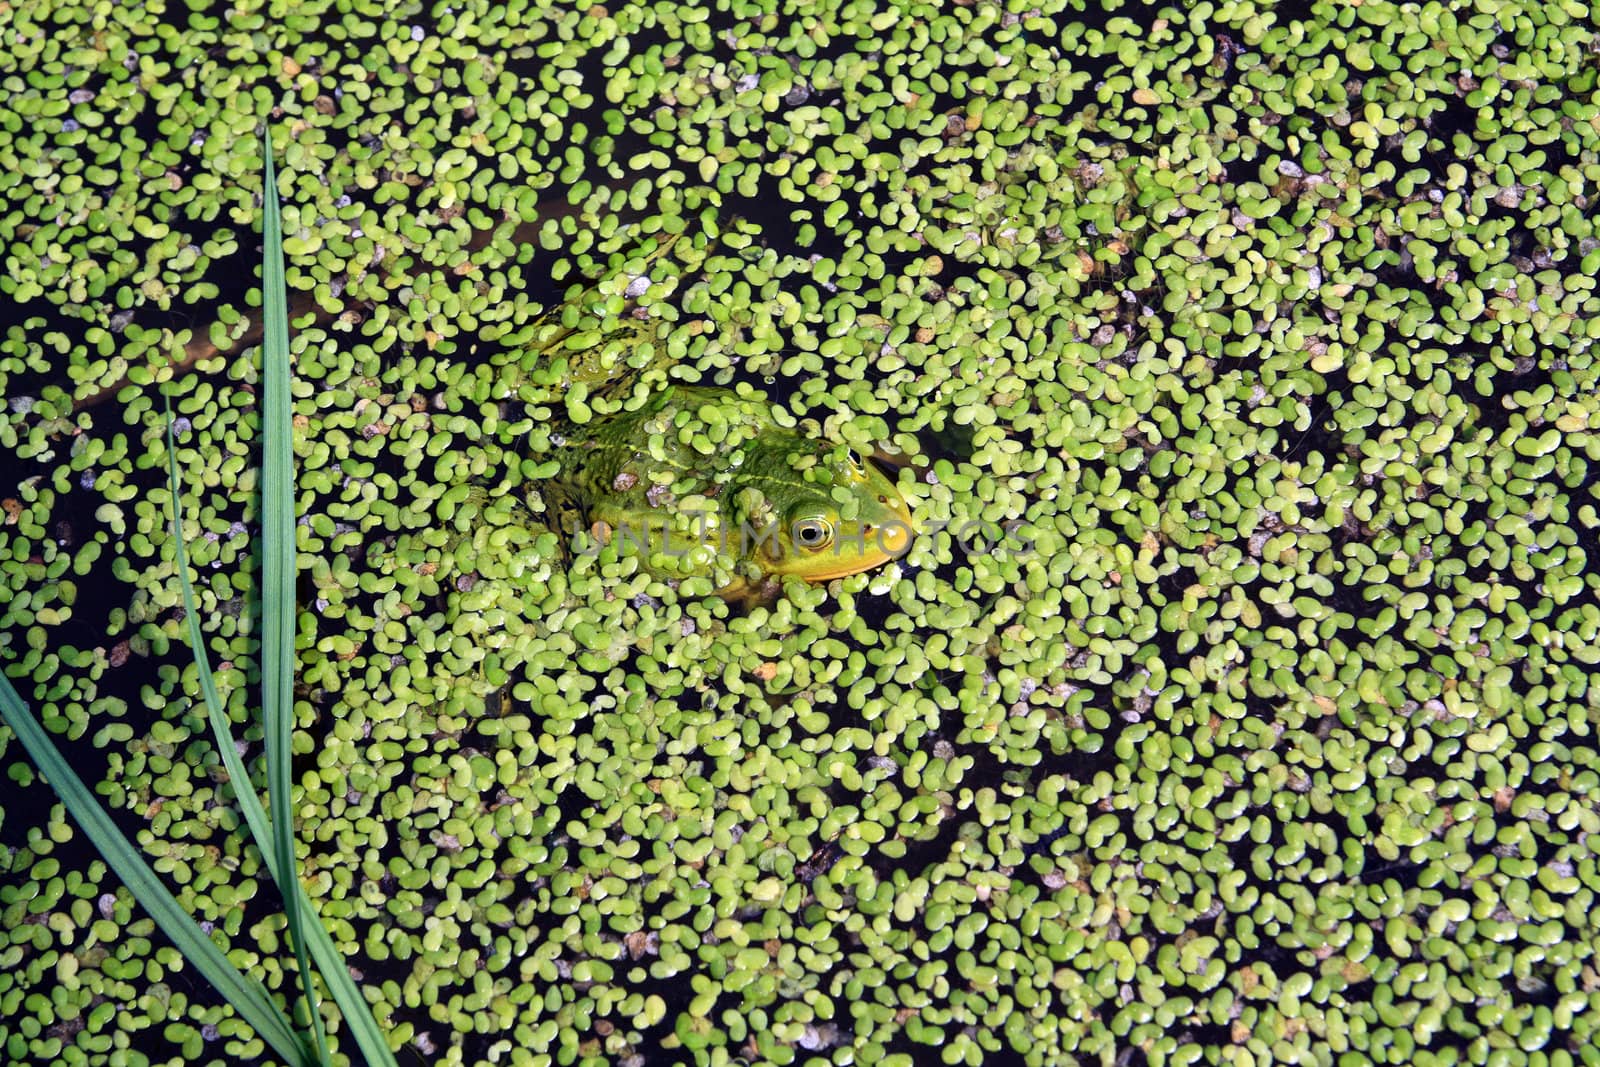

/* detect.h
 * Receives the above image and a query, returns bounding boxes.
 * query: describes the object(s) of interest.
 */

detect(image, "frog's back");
[550,385,779,517]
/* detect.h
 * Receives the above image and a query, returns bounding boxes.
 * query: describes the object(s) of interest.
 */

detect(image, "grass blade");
[0,670,315,1067]
[259,129,332,1062]
[163,403,400,1066]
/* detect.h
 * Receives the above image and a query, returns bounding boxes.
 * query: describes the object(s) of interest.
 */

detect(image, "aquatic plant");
[4,1,1600,1065]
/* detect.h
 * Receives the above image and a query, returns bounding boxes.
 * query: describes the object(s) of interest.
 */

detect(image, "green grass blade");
[0,670,315,1067]
[260,129,333,1062]
[163,406,400,1066]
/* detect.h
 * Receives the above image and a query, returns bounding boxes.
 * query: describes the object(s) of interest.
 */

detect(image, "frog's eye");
[793,518,834,551]
[845,448,863,468]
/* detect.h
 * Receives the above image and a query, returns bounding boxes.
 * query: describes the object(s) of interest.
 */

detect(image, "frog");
[514,239,916,595]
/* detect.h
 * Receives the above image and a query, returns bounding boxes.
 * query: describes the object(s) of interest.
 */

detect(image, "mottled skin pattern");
[546,383,915,582]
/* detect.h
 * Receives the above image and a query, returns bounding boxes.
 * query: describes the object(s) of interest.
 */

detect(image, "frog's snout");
[864,491,916,556]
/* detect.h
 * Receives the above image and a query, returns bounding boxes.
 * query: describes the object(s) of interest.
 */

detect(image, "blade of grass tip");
[0,669,316,1067]
[260,129,332,1063]
[164,403,399,1067]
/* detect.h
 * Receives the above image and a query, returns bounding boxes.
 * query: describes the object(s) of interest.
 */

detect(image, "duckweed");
[6,0,1600,1065]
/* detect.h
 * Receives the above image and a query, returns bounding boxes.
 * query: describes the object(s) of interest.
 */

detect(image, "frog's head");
[765,446,917,582]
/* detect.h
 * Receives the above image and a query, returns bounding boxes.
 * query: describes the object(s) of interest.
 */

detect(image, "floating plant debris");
[3,1,1600,1065]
